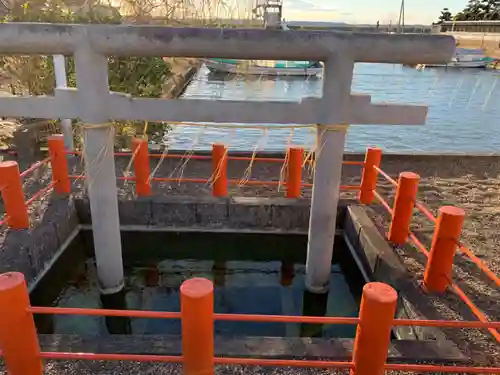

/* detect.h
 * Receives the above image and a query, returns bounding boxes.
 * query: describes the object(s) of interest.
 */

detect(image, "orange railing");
[0,157,54,229]
[0,135,364,230]
[66,137,362,196]
[0,273,500,375]
[362,147,500,345]
[0,140,499,374]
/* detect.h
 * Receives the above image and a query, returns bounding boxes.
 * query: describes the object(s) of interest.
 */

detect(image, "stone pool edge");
[0,194,466,364]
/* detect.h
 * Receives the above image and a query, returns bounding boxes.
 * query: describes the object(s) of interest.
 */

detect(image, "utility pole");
[398,0,405,33]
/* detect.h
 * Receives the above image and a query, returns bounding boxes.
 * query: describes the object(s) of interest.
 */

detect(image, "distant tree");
[480,0,500,19]
[464,0,484,19]
[454,0,500,20]
[438,7,453,23]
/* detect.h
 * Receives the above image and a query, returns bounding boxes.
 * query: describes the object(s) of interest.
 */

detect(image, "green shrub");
[0,0,171,147]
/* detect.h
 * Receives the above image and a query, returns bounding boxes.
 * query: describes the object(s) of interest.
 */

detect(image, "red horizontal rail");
[151,177,209,183]
[373,190,393,215]
[343,160,365,166]
[19,157,51,178]
[449,282,500,342]
[393,318,500,329]
[64,149,363,166]
[25,181,56,206]
[407,232,430,257]
[28,306,500,329]
[32,352,500,373]
[415,201,437,224]
[373,165,398,186]
[69,174,360,191]
[228,156,285,163]
[229,179,280,186]
[150,154,211,160]
[457,242,500,287]
[302,184,360,190]
[28,306,180,319]
[68,175,85,180]
[215,314,359,324]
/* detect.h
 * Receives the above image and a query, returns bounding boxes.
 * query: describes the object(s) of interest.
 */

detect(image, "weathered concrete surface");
[38,334,466,363]
[74,195,354,233]
[343,206,458,345]
[0,196,79,287]
[0,23,455,64]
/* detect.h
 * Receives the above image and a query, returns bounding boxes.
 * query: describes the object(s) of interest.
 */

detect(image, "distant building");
[439,21,500,33]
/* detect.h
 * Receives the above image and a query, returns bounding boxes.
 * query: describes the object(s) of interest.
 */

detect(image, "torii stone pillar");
[74,47,125,296]
[305,55,428,293]
[305,55,354,293]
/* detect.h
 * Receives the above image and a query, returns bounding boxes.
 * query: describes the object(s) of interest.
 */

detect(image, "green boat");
[204,57,323,76]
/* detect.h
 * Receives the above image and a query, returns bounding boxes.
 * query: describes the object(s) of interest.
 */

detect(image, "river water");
[165,63,500,153]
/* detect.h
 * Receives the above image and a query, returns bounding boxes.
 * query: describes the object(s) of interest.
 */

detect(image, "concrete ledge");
[38,334,466,363]
[0,197,79,287]
[74,196,356,232]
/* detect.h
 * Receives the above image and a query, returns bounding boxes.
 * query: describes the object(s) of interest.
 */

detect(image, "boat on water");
[203,21,323,77]
[423,48,496,69]
[204,58,323,76]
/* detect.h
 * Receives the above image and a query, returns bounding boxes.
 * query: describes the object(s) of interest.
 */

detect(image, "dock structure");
[0,23,454,294]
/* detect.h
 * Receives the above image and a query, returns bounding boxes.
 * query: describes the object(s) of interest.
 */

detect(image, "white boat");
[424,48,496,68]
[203,21,323,77]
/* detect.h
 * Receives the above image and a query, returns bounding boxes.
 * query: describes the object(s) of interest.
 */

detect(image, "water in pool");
[34,231,363,339]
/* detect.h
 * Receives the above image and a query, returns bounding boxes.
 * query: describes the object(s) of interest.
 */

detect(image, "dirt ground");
[1,151,499,374]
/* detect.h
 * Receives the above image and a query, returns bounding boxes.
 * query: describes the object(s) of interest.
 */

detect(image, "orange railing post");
[351,282,397,375]
[212,144,227,197]
[0,161,29,229]
[286,147,304,198]
[424,206,465,293]
[359,147,382,204]
[181,277,214,375]
[132,136,151,196]
[48,135,70,194]
[388,172,420,245]
[0,272,43,375]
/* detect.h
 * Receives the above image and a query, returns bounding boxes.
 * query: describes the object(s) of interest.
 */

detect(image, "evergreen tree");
[455,0,500,20]
[464,0,483,19]
[438,7,453,23]
[480,0,500,19]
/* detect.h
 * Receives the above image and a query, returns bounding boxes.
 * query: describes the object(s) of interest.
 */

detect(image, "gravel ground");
[0,151,499,374]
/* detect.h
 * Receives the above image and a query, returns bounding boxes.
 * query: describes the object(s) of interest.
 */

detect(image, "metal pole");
[74,47,124,295]
[53,55,73,150]
[305,55,354,293]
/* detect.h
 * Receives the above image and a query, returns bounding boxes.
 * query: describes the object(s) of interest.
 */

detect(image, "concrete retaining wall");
[74,195,354,233]
[0,197,79,287]
[343,206,452,343]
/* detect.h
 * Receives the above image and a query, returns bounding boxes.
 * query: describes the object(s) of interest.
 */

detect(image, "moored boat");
[203,20,323,76]
[424,48,496,69]
[203,58,323,76]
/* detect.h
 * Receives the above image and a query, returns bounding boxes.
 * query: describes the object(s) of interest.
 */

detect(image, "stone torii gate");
[0,23,455,295]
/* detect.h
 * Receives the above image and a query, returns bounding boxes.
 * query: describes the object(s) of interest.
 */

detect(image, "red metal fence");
[0,136,499,374]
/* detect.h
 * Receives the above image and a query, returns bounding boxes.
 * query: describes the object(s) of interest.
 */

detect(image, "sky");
[282,0,467,25]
